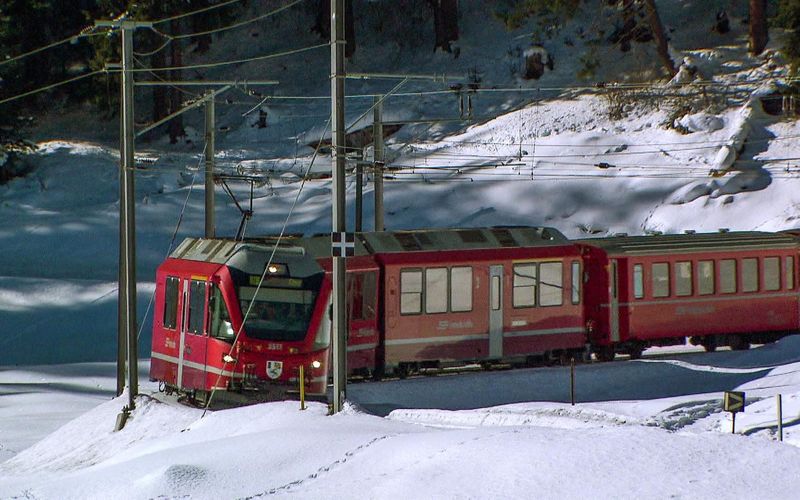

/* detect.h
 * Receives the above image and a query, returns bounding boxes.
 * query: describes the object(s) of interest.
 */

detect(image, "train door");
[609,260,620,342]
[489,265,504,358]
[177,277,209,390]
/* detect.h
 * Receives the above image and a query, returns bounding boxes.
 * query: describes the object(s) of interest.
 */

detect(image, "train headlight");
[311,360,322,369]
[263,263,288,276]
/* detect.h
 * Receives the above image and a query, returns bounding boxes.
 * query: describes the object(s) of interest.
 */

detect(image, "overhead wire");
[202,115,333,415]
[152,0,243,26]
[0,70,105,106]
[136,146,204,345]
[136,0,306,58]
[172,0,305,41]
[128,42,328,73]
[131,55,201,100]
[0,28,108,68]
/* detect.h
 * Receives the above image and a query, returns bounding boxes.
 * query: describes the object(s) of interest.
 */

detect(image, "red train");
[149,227,800,401]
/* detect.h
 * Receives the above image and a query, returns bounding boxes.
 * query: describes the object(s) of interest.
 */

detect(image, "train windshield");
[238,286,317,342]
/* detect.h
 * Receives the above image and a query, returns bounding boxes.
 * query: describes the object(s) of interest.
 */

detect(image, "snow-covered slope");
[2,342,800,499]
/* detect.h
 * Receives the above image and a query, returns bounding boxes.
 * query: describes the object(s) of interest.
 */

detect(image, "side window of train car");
[163,276,179,329]
[698,261,714,295]
[400,269,423,315]
[720,259,737,293]
[786,256,795,290]
[425,268,448,314]
[652,263,669,298]
[633,264,644,299]
[187,279,207,334]
[763,257,780,291]
[450,266,473,312]
[361,272,377,319]
[742,258,759,292]
[571,261,581,304]
[348,272,378,321]
[539,262,563,306]
[675,261,692,297]
[513,263,537,307]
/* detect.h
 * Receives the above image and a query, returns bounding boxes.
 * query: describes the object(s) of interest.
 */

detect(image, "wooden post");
[570,358,576,406]
[300,365,306,411]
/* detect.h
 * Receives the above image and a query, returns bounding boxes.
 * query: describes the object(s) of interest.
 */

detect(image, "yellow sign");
[723,391,745,413]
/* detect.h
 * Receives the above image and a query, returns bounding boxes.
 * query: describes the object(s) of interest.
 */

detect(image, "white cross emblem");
[331,232,355,257]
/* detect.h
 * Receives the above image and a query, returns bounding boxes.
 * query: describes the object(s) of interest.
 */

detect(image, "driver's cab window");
[209,284,235,341]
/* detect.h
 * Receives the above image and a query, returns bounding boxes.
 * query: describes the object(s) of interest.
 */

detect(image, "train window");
[450,267,473,312]
[400,269,423,315]
[163,276,179,330]
[513,263,537,307]
[571,261,581,304]
[720,259,737,293]
[209,284,234,341]
[786,256,795,290]
[652,263,669,298]
[764,257,780,291]
[347,272,377,321]
[675,261,692,297]
[362,272,377,319]
[187,280,207,334]
[425,268,448,314]
[633,264,644,299]
[539,262,563,306]
[742,258,758,292]
[698,261,714,295]
[239,287,317,342]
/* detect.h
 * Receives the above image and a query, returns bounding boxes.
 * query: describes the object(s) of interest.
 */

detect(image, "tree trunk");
[748,0,768,55]
[643,0,676,77]
[313,0,356,58]
[168,19,185,144]
[192,12,212,53]
[430,0,459,52]
[151,48,168,124]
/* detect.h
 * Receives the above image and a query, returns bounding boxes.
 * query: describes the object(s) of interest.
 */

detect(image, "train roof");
[357,226,567,253]
[575,231,799,256]
[170,226,568,264]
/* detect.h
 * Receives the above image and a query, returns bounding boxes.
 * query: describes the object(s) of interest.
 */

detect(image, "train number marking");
[437,320,475,331]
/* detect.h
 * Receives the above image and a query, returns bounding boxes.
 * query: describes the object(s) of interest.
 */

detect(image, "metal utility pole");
[120,22,138,409]
[204,92,215,238]
[96,17,152,411]
[373,96,384,232]
[330,0,347,414]
[355,150,363,232]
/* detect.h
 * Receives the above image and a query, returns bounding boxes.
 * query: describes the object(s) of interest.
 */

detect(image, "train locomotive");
[149,227,800,402]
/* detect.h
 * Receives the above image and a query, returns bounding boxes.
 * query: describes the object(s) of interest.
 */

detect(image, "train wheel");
[626,343,644,360]
[702,337,717,353]
[729,335,751,351]
[594,346,615,362]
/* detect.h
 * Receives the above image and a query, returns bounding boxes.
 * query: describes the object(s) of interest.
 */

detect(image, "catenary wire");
[0,28,107,68]
[202,115,332,415]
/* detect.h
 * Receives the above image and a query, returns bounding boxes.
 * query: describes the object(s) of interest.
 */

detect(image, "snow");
[2,352,800,499]
[3,0,800,497]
